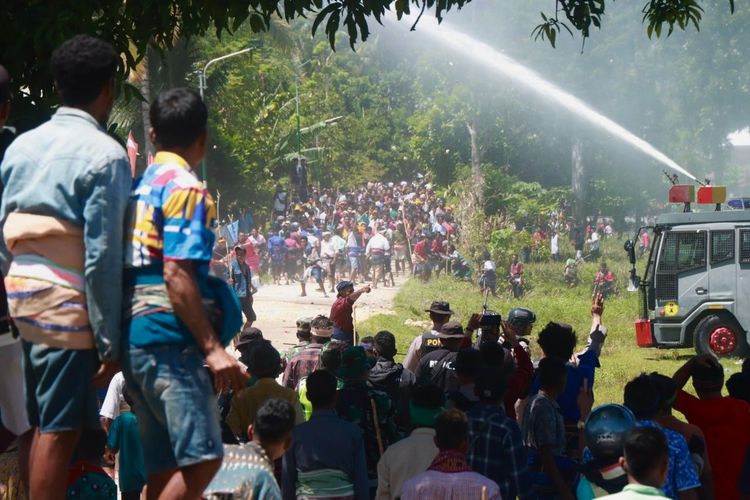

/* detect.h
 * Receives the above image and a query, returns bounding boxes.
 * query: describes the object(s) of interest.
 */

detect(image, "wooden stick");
[370,397,384,457]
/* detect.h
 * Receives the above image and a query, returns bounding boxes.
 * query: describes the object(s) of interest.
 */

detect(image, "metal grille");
[655,273,678,301]
[658,231,706,273]
[711,230,735,265]
[741,230,750,264]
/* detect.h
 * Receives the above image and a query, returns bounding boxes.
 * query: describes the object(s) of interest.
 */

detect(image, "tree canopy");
[0,0,737,127]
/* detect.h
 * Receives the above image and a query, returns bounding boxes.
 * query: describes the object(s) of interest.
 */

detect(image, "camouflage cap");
[296,317,312,332]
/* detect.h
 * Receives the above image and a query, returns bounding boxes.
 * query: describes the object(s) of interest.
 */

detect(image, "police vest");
[419,330,443,357]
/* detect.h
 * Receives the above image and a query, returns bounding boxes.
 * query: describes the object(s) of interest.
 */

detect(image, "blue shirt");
[530,349,599,421]
[282,409,368,500]
[230,257,251,298]
[106,411,146,493]
[466,403,535,500]
[0,107,131,360]
[637,421,700,499]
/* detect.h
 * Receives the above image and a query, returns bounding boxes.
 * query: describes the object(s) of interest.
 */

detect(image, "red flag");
[126,132,138,178]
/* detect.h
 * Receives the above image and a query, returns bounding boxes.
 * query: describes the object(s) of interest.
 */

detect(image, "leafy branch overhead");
[0,0,738,125]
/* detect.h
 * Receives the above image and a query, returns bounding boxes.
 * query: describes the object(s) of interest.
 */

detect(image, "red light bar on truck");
[668,185,695,203]
[697,186,727,204]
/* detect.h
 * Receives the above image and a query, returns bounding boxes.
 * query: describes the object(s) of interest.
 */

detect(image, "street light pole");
[198,47,252,187]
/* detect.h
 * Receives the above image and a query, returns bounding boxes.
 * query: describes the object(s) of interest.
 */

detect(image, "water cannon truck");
[625,182,750,357]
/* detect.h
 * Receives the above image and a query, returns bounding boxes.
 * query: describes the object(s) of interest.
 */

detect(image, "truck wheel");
[693,315,748,358]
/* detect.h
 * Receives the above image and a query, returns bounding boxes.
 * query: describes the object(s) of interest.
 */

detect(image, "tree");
[0,0,737,128]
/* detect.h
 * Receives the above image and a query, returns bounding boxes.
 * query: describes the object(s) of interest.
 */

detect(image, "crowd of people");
[1,34,750,500]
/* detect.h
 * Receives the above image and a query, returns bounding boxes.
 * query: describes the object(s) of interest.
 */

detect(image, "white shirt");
[366,233,391,254]
[551,234,559,254]
[376,428,438,500]
[482,260,496,271]
[99,371,125,420]
[321,238,337,258]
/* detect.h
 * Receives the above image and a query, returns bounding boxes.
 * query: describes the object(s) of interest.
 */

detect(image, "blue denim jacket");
[230,257,251,298]
[0,107,131,361]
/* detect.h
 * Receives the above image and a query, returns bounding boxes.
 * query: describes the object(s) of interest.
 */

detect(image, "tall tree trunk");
[140,48,154,160]
[571,137,586,244]
[466,120,485,212]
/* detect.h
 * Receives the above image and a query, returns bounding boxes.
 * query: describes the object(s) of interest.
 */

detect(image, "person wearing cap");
[414,321,466,394]
[283,317,312,365]
[477,309,535,420]
[330,281,371,345]
[402,301,454,372]
[231,245,257,330]
[467,364,534,500]
[672,354,750,500]
[375,384,443,500]
[226,340,304,441]
[283,370,368,500]
[283,315,333,390]
[336,346,398,494]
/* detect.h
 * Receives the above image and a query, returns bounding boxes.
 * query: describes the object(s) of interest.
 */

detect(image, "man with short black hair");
[227,341,303,440]
[0,35,131,498]
[600,427,671,499]
[330,280,371,345]
[672,354,750,500]
[401,409,500,499]
[122,87,247,498]
[283,370,368,499]
[467,365,534,500]
[205,398,296,500]
[523,357,591,499]
[623,375,700,499]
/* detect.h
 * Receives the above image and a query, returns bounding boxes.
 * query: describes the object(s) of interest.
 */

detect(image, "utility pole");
[198,47,252,187]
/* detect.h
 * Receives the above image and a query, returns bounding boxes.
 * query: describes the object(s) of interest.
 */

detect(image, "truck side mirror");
[624,239,636,265]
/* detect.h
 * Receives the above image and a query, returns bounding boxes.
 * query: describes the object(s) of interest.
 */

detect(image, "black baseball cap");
[480,311,502,327]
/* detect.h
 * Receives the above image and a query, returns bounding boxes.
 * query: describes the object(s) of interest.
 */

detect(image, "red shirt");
[675,390,750,500]
[330,295,354,333]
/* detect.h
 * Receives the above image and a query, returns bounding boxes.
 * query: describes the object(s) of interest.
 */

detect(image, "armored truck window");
[710,230,734,265]
[740,230,750,263]
[657,231,706,273]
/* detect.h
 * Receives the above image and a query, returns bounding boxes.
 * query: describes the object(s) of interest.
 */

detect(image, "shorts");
[239,296,256,323]
[394,246,406,260]
[22,341,100,433]
[123,345,223,474]
[348,256,360,270]
[0,340,31,435]
[309,266,323,282]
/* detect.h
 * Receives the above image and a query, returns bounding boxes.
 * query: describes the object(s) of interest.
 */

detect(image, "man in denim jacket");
[0,36,130,499]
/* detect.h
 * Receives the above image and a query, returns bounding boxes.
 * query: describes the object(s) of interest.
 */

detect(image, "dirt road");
[250,274,407,351]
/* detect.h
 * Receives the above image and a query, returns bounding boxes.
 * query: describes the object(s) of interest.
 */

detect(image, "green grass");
[358,238,746,406]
